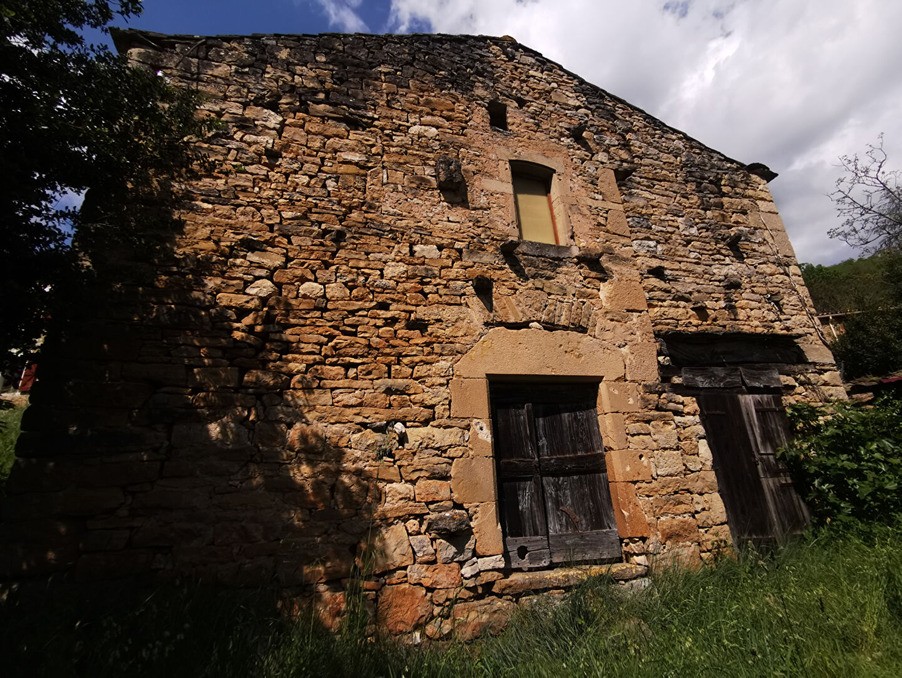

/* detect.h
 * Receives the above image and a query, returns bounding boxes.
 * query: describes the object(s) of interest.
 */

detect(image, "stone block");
[797,341,836,365]
[435,533,475,564]
[472,502,503,556]
[600,381,640,413]
[492,563,646,596]
[313,589,346,632]
[653,450,685,477]
[696,493,728,526]
[451,456,495,504]
[59,488,125,516]
[246,279,278,297]
[760,212,798,258]
[493,295,524,324]
[700,524,733,551]
[407,563,462,588]
[651,494,695,516]
[415,479,451,503]
[449,378,489,419]
[453,329,624,381]
[657,516,699,543]
[449,598,516,641]
[653,543,703,569]
[298,282,325,299]
[599,413,628,450]
[406,426,466,450]
[606,208,631,236]
[624,341,659,383]
[426,509,470,535]
[383,483,415,505]
[378,584,432,634]
[410,535,436,563]
[469,420,493,457]
[609,482,650,538]
[121,363,186,385]
[605,449,652,482]
[371,523,414,573]
[598,168,623,204]
[600,280,648,312]
[216,293,262,310]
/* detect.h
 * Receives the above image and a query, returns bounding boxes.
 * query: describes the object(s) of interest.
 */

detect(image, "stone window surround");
[493,149,574,246]
[449,328,649,562]
[510,161,559,245]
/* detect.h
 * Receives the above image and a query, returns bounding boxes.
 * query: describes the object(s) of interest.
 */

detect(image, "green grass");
[3,523,901,677]
[0,404,24,491]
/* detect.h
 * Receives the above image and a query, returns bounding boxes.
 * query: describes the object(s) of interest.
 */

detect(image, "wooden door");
[491,383,620,568]
[697,393,809,544]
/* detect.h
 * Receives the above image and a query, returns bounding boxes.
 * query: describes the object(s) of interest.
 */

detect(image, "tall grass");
[3,523,900,677]
[467,525,902,677]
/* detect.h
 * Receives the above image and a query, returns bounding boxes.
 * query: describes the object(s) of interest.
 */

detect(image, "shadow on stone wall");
[0,182,385,631]
[1,32,515,630]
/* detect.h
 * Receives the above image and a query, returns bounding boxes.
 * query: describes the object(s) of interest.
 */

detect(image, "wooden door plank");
[698,394,776,541]
[549,530,620,563]
[745,394,810,538]
[505,536,550,569]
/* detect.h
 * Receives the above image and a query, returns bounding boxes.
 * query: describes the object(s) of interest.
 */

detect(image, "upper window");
[490,381,621,569]
[511,162,558,245]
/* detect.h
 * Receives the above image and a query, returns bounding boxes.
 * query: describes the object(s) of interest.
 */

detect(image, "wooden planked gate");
[697,393,809,544]
[490,382,620,569]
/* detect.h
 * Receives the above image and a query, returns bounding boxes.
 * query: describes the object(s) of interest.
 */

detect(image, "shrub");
[780,394,902,524]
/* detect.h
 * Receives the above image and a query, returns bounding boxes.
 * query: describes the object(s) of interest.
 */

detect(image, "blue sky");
[100,1,393,40]
[90,0,902,265]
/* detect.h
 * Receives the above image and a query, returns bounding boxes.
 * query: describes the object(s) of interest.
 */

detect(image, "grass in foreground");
[2,523,900,677]
[0,403,24,491]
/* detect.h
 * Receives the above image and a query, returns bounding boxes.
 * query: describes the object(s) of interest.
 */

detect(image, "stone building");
[1,31,843,637]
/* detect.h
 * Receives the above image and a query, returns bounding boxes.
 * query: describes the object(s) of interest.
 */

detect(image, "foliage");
[800,252,902,378]
[800,253,897,315]
[815,138,902,378]
[3,524,902,676]
[0,403,23,492]
[830,309,902,379]
[780,395,902,525]
[830,134,902,253]
[0,0,203,375]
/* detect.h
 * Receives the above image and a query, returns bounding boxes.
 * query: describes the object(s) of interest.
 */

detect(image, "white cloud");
[309,0,369,33]
[386,0,902,264]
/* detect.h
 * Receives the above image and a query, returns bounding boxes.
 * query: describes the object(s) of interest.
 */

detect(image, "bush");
[780,395,902,525]
[830,309,902,379]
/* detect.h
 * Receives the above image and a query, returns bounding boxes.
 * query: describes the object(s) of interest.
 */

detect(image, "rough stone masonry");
[0,31,843,639]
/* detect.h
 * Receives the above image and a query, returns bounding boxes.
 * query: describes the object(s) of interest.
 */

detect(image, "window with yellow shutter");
[511,162,558,244]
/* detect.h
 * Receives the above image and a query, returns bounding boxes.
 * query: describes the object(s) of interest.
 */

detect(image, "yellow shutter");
[513,174,556,244]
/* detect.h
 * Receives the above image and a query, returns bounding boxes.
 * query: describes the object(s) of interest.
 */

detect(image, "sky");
[99,0,902,265]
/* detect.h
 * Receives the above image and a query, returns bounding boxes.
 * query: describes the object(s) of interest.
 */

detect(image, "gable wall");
[1,33,842,637]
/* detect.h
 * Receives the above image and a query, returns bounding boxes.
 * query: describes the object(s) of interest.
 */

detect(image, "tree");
[0,1,201,377]
[822,135,902,379]
[830,134,902,254]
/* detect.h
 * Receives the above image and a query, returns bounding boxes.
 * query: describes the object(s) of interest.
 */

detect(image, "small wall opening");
[488,100,508,130]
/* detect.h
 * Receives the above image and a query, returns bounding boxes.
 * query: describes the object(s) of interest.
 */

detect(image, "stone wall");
[0,32,841,638]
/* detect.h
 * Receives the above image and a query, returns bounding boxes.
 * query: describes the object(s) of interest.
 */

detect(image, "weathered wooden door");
[697,393,809,544]
[491,383,620,568]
